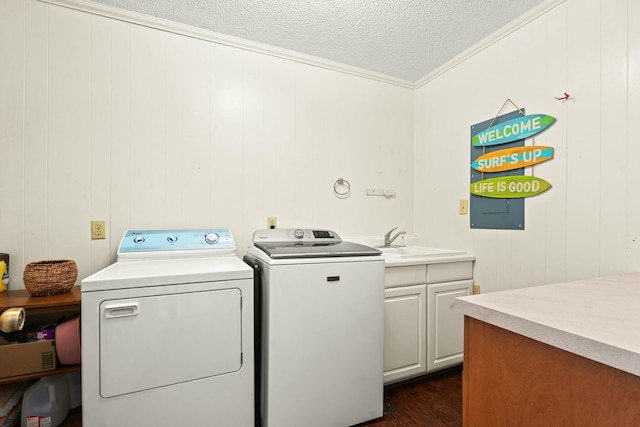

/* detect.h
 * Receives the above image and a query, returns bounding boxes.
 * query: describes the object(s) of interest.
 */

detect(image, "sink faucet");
[383,227,406,247]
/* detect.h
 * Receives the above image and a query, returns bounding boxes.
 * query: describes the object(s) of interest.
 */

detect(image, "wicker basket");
[23,260,78,296]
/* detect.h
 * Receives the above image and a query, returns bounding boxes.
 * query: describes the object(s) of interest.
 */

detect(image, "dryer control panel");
[118,229,236,260]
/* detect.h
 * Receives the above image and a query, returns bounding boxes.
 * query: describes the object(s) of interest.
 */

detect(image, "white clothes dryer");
[81,229,254,427]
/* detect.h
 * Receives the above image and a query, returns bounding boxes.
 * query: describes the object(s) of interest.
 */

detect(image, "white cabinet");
[383,258,474,383]
[383,284,427,383]
[426,279,472,372]
[383,265,427,384]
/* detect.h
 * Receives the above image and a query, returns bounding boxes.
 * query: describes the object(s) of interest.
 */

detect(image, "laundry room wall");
[1,0,414,289]
[414,0,640,292]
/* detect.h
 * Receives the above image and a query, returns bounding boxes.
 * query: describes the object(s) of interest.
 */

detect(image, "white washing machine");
[244,228,385,427]
[81,229,254,427]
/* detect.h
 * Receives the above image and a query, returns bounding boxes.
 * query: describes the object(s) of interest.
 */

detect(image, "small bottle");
[0,259,8,292]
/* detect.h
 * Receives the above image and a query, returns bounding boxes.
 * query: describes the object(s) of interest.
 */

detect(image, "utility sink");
[379,246,466,259]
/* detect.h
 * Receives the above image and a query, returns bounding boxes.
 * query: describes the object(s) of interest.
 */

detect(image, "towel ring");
[334,178,351,197]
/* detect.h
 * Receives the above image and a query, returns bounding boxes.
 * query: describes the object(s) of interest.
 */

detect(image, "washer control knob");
[205,232,219,244]
[293,229,305,239]
[133,236,145,244]
[167,235,178,243]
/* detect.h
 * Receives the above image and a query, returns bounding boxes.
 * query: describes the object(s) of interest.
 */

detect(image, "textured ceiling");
[90,0,545,82]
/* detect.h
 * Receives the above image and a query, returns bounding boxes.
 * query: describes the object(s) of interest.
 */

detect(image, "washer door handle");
[104,303,139,319]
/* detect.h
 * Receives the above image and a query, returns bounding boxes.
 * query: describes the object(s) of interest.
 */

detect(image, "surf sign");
[470,176,551,198]
[471,114,556,147]
[471,146,554,173]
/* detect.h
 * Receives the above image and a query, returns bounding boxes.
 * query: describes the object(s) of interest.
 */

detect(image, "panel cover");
[99,288,242,397]
[470,110,525,230]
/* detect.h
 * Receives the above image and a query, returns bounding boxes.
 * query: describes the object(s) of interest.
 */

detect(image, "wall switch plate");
[267,217,277,229]
[459,199,469,215]
[91,220,106,239]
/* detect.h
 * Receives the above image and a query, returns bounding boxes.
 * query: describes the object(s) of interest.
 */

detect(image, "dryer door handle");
[104,303,140,319]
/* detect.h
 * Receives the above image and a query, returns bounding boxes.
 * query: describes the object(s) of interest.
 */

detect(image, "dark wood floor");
[60,367,462,427]
[359,367,462,427]
[60,406,81,427]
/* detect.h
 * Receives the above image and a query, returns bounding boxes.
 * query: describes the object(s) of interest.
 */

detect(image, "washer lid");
[252,228,381,258]
[254,241,381,259]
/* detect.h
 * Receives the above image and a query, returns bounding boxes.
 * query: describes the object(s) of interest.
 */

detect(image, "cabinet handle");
[104,303,139,319]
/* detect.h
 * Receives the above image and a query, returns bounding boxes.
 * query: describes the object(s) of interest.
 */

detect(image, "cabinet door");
[383,284,427,384]
[427,280,472,372]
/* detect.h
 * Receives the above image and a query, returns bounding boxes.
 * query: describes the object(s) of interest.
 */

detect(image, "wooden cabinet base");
[463,317,640,426]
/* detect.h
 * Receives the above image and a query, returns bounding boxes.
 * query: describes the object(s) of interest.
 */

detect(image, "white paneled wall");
[415,0,640,292]
[629,0,640,271]
[4,0,637,293]
[1,0,414,289]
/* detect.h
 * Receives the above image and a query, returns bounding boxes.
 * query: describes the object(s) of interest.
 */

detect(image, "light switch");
[459,199,469,215]
[267,217,277,229]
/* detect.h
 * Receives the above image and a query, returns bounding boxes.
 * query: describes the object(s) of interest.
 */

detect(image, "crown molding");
[38,0,416,89]
[38,0,566,90]
[415,0,566,88]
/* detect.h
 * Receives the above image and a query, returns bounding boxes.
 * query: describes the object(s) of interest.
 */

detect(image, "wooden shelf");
[0,286,81,315]
[0,364,80,385]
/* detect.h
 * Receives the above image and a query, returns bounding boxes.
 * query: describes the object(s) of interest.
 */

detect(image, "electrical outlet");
[91,220,106,239]
[267,217,277,229]
[473,284,481,295]
[459,199,469,215]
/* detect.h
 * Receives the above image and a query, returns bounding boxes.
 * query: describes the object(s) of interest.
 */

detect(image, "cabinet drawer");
[426,261,473,284]
[385,265,427,288]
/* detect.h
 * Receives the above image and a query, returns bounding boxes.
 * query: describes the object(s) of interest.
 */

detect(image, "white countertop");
[342,235,475,267]
[382,252,476,267]
[452,273,640,376]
